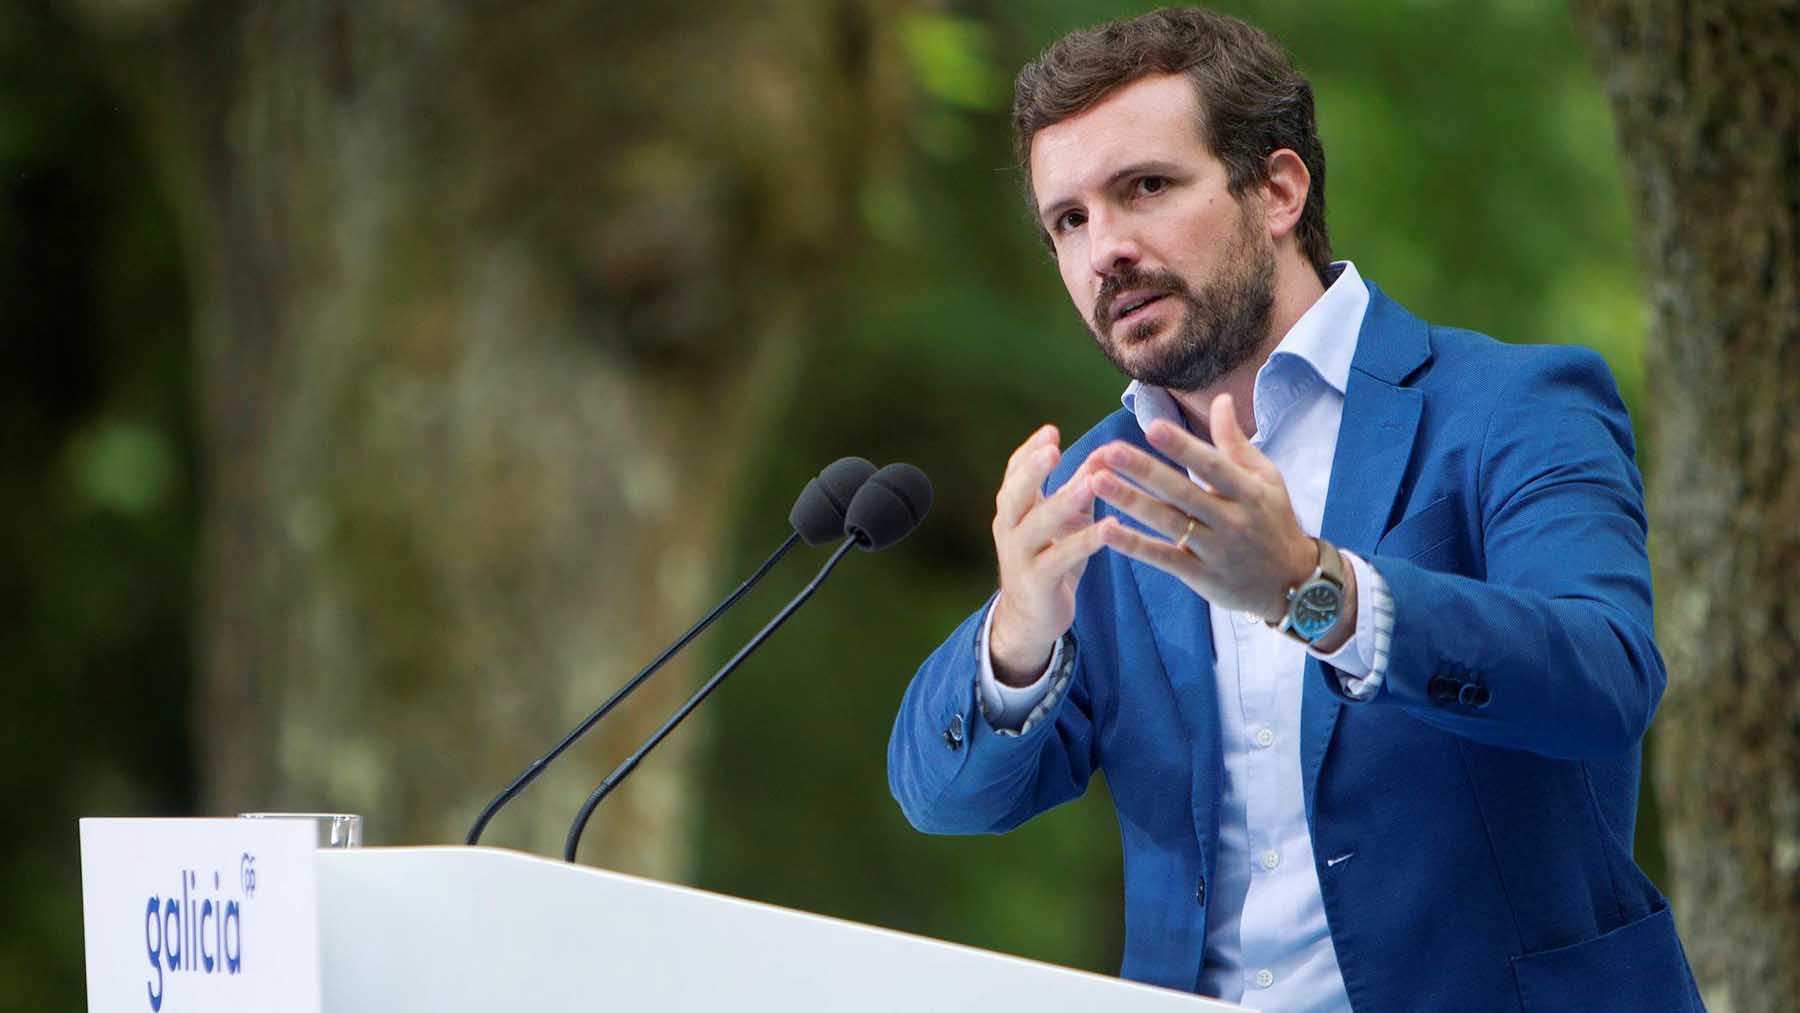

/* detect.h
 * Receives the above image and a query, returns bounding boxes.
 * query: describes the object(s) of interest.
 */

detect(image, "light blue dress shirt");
[975,262,1396,1011]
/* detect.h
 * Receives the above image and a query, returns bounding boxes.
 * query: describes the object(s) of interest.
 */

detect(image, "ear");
[1258,149,1311,242]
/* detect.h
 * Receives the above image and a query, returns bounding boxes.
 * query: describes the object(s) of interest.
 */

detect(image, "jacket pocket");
[1510,905,1700,1012]
[1376,495,1459,562]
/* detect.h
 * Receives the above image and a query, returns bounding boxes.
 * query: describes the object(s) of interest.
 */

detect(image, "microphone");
[792,456,880,545]
[845,462,933,550]
[562,462,932,862]
[465,456,876,846]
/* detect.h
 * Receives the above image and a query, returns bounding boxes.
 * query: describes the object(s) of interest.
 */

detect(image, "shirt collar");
[1121,260,1369,436]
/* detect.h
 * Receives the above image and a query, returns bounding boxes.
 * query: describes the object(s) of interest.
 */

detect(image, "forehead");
[1027,73,1211,205]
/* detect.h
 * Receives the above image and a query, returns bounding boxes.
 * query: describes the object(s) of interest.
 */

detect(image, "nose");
[1086,210,1140,279]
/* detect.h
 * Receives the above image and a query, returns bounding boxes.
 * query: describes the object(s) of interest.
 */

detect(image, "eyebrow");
[1036,159,1187,227]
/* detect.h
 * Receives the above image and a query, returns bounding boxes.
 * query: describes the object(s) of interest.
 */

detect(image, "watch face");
[1292,582,1342,640]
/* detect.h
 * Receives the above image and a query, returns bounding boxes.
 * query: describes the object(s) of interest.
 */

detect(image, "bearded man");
[887,8,1702,1011]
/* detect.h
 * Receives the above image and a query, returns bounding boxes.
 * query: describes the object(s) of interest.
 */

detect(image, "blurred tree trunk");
[1574,3,1799,1009]
[71,0,903,873]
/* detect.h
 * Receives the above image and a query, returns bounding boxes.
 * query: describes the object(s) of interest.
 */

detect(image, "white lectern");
[82,819,1252,1012]
[318,846,1248,1011]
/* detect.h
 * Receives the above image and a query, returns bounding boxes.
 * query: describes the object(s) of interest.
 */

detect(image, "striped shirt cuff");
[974,597,1076,736]
[1310,550,1393,701]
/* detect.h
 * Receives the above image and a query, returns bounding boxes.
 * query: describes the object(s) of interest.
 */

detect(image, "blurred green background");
[2,0,1654,1007]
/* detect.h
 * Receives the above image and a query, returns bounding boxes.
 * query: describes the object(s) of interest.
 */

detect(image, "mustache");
[1093,267,1189,332]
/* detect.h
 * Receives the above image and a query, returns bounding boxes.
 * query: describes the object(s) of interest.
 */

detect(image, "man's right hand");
[989,425,1114,686]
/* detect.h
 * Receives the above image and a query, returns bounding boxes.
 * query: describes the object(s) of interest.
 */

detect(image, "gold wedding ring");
[1174,516,1198,553]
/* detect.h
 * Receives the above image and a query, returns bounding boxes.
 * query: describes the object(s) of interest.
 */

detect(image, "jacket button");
[943,712,965,750]
[1458,682,1480,706]
[1471,684,1492,708]
[1195,875,1207,906]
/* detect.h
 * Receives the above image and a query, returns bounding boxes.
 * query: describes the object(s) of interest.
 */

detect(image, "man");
[887,8,1702,1012]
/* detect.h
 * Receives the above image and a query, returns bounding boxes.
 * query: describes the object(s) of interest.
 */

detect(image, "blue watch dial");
[1292,583,1342,641]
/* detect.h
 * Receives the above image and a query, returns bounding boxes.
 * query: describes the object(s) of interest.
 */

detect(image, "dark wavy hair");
[1012,6,1332,282]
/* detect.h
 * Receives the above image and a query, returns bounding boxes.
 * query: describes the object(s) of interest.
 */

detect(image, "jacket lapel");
[1118,420,1224,852]
[1302,284,1429,822]
[1127,547,1223,848]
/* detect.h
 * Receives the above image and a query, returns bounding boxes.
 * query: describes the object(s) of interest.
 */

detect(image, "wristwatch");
[1266,537,1347,645]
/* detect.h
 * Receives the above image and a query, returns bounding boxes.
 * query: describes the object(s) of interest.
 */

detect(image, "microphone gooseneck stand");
[563,535,861,862]
[466,531,803,846]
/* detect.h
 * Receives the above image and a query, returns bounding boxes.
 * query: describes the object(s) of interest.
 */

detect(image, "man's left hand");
[1090,393,1316,621]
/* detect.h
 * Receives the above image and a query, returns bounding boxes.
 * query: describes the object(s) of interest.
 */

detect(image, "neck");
[1172,255,1327,439]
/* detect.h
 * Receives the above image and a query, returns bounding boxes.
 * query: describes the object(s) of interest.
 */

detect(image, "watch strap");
[1314,536,1346,589]
[1267,537,1345,644]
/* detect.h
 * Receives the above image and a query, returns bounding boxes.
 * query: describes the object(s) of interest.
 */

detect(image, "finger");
[1097,517,1208,582]
[1211,394,1247,457]
[1013,466,1099,550]
[996,437,1060,528]
[1140,422,1247,500]
[1097,440,1236,519]
[1004,424,1060,476]
[1034,516,1112,575]
[1090,468,1201,541]
[1210,394,1271,475]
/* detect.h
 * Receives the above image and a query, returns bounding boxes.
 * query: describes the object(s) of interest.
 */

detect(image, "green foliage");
[65,418,181,518]
[899,13,1010,112]
[0,5,197,1009]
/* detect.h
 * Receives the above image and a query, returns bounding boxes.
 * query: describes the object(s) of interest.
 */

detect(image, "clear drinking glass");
[238,812,363,848]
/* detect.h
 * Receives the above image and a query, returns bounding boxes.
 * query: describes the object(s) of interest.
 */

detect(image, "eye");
[1133,175,1169,197]
[1053,209,1087,234]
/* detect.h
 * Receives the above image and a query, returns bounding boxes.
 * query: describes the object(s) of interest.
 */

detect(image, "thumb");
[1212,393,1275,477]
[1211,394,1251,460]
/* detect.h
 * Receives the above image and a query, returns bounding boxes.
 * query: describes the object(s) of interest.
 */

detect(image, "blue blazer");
[888,286,1702,1011]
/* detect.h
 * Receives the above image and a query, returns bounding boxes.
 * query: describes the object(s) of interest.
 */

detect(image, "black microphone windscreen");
[819,456,876,513]
[845,463,932,550]
[789,456,876,545]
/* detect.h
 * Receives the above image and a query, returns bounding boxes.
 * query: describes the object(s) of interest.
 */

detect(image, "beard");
[1086,208,1276,394]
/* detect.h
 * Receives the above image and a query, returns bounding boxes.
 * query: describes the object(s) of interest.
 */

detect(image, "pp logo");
[240,853,256,898]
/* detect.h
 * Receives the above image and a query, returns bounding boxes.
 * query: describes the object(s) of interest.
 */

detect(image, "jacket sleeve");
[1350,347,1666,760]
[887,594,1102,835]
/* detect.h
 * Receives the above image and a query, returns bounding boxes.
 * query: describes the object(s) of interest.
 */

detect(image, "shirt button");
[1254,727,1275,748]
[1254,969,1275,989]
[1260,849,1281,870]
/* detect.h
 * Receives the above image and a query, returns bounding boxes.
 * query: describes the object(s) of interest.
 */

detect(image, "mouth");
[1111,292,1170,326]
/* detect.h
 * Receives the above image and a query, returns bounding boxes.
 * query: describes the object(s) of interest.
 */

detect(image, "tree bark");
[74,0,898,874]
[1573,3,1799,1009]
